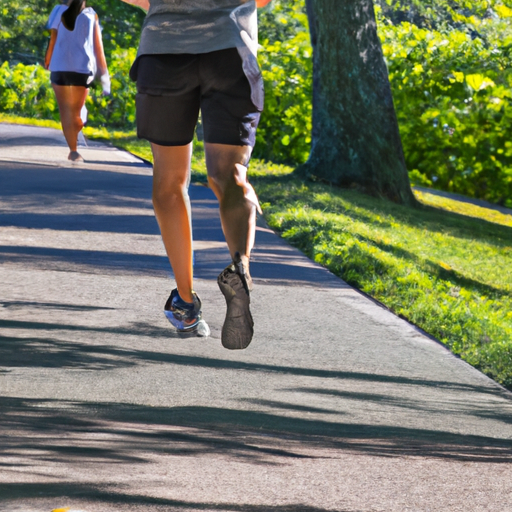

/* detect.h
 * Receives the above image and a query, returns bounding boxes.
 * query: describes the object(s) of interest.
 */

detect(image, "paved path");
[1,123,511,512]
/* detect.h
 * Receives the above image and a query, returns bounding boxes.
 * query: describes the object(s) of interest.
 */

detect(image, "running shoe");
[217,252,253,350]
[164,289,210,337]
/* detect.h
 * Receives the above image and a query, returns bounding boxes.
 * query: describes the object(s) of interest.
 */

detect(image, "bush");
[0,47,137,129]
[378,2,512,206]
[85,47,137,129]
[255,1,312,165]
[0,61,58,119]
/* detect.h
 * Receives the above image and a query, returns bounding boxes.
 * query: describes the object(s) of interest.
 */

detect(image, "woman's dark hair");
[61,0,86,31]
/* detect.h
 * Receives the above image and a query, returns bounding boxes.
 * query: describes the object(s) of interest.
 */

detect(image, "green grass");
[2,114,511,389]
[0,113,62,130]
[251,168,512,389]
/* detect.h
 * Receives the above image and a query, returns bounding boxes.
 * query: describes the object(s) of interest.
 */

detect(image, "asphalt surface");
[1,123,511,512]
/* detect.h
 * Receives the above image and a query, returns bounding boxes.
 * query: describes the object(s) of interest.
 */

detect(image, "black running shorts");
[50,71,92,88]
[130,48,262,147]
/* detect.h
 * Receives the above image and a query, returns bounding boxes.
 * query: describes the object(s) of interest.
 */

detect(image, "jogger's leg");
[205,142,258,279]
[205,142,258,349]
[151,142,195,304]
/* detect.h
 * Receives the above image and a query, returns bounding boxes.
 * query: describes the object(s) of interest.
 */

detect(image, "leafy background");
[1,0,511,205]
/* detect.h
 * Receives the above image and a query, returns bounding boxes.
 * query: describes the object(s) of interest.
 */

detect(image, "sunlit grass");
[250,168,512,389]
[414,188,512,229]
[0,113,61,130]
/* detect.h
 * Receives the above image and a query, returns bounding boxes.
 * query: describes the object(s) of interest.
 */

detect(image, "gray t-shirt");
[137,0,258,57]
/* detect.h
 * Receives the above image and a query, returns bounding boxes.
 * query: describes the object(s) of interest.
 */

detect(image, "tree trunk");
[300,0,417,205]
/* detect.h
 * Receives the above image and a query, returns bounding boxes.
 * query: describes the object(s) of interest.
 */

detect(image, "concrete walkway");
[1,123,511,512]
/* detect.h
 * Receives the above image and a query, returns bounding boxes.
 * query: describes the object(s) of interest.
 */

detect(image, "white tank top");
[48,7,98,77]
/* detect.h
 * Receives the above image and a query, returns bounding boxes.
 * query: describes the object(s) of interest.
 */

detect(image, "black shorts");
[50,71,92,88]
[130,48,263,147]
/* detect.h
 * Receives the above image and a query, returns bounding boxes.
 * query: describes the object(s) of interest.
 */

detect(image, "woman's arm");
[44,29,58,70]
[93,17,108,75]
[255,0,272,7]
[93,16,110,93]
[119,0,149,12]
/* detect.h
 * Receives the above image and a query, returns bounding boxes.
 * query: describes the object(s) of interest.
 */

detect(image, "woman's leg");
[151,142,195,304]
[52,84,88,159]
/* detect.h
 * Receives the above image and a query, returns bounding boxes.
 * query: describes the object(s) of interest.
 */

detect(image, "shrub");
[378,4,512,206]
[0,47,137,129]
[0,61,57,119]
[85,46,137,129]
[255,1,312,165]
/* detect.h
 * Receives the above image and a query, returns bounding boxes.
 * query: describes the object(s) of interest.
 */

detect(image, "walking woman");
[45,0,110,162]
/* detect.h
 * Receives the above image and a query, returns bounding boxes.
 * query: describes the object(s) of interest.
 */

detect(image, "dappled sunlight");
[414,188,512,228]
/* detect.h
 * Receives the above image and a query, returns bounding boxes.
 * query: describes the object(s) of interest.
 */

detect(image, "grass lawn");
[253,169,512,390]
[2,115,511,390]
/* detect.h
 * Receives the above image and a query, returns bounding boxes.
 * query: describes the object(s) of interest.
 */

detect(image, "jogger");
[121,0,272,348]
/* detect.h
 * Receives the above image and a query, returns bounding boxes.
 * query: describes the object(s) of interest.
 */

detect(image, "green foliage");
[0,0,54,65]
[85,46,137,128]
[0,61,57,119]
[377,1,512,206]
[0,48,137,129]
[376,0,512,30]
[251,167,512,389]
[255,1,312,165]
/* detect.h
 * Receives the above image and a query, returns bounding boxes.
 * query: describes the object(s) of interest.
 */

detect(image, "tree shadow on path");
[1,396,511,467]
[0,482,355,512]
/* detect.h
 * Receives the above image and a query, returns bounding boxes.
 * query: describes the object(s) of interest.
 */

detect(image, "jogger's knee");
[152,180,188,209]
